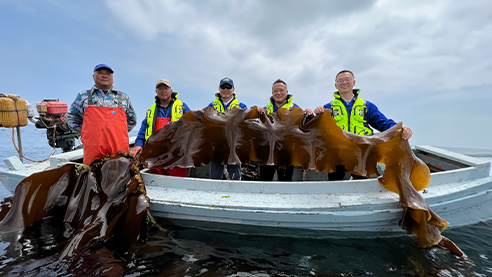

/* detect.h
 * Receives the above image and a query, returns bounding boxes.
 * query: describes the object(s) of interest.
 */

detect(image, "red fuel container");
[45,102,68,115]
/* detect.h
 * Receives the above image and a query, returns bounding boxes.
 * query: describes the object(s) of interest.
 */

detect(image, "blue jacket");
[322,91,396,132]
[135,99,190,147]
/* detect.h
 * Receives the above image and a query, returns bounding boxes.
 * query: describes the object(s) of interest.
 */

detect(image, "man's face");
[156,84,172,103]
[335,72,355,94]
[272,82,288,104]
[219,83,234,102]
[93,69,114,90]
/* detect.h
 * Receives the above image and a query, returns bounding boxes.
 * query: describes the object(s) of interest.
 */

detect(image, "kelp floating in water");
[142,107,463,256]
[0,153,149,272]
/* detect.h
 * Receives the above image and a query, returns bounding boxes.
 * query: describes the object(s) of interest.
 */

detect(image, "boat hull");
[1,145,492,237]
[143,166,492,237]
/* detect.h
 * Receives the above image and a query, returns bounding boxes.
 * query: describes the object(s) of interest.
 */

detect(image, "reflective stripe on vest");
[212,93,240,112]
[265,95,295,114]
[330,90,373,136]
[145,94,184,141]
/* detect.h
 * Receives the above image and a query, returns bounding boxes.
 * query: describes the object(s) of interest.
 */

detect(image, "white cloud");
[2,0,491,148]
[103,0,492,99]
[106,0,197,40]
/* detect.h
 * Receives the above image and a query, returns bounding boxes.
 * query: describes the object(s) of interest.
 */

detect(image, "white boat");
[1,138,491,238]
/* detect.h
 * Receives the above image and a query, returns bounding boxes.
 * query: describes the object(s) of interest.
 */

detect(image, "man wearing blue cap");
[206,77,247,180]
[207,77,247,111]
[67,64,137,164]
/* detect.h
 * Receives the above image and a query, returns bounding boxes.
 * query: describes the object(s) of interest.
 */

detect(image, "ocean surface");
[0,127,491,276]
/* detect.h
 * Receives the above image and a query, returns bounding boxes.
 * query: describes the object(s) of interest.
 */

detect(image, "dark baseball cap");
[219,77,234,87]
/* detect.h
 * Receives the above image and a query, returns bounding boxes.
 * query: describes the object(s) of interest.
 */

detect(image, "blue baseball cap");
[219,77,234,87]
[94,64,114,73]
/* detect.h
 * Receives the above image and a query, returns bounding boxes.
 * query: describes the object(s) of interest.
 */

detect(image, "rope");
[11,127,56,163]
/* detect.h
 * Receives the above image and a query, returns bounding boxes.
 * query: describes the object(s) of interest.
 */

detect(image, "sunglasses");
[220,84,233,90]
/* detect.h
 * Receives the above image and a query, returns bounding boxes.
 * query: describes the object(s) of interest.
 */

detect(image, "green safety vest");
[145,93,184,140]
[212,93,240,112]
[265,95,295,114]
[330,90,373,136]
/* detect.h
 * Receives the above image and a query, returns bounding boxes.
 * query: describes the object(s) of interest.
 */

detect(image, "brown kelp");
[141,107,463,255]
[0,152,149,265]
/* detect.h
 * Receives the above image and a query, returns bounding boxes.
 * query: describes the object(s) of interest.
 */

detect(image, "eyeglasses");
[220,84,233,90]
[336,78,353,83]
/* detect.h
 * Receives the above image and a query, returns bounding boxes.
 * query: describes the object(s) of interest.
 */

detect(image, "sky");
[1,0,491,149]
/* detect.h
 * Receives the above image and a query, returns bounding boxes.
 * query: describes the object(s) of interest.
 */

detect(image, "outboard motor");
[29,99,78,152]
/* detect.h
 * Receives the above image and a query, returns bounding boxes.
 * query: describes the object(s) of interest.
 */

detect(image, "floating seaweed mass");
[0,107,463,275]
[0,153,149,274]
[142,107,463,255]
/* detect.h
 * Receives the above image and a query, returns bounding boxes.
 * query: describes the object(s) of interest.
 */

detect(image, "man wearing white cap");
[131,79,190,176]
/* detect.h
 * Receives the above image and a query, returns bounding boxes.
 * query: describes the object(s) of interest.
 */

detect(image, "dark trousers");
[328,165,367,181]
[210,161,241,180]
[260,165,294,181]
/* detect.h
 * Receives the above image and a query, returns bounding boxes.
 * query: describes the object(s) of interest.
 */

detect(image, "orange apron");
[81,105,129,165]
[148,117,187,177]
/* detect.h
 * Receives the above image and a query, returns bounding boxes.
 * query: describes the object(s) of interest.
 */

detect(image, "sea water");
[0,127,491,276]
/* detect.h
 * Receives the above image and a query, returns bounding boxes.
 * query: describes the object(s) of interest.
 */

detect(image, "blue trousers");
[210,161,241,180]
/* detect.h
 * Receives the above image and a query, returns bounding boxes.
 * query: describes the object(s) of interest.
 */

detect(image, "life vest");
[265,94,295,114]
[330,90,373,136]
[144,93,184,141]
[212,93,240,112]
[81,90,129,165]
